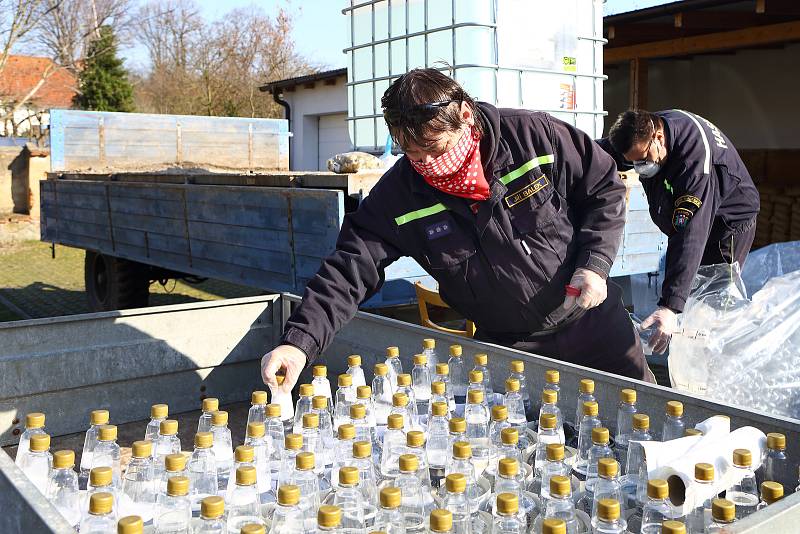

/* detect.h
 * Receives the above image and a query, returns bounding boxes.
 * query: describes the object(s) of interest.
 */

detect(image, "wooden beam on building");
[605,20,800,64]
[629,58,649,110]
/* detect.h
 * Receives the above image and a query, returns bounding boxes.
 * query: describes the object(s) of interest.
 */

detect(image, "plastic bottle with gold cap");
[351,440,379,506]
[245,420,276,501]
[539,475,578,534]
[332,466,366,531]
[15,412,47,472]
[508,360,530,411]
[465,388,492,476]
[355,384,377,428]
[467,369,488,411]
[442,473,470,534]
[372,362,395,425]
[187,432,218,512]
[334,373,358,431]
[757,481,784,510]
[160,453,187,497]
[687,462,714,533]
[145,404,169,442]
[447,442,479,497]
[226,445,260,498]
[760,432,788,488]
[396,373,422,431]
[80,492,116,532]
[447,344,468,401]
[591,498,626,533]
[422,338,439,374]
[575,378,596,426]
[92,424,122,488]
[117,515,144,534]
[472,352,494,400]
[584,427,614,499]
[395,454,432,531]
[375,486,405,534]
[488,426,523,478]
[271,484,302,534]
[119,440,156,522]
[614,389,638,455]
[87,466,116,519]
[726,448,758,519]
[346,354,367,388]
[385,346,404,389]
[349,402,372,445]
[539,388,565,443]
[434,361,457,412]
[312,394,336,460]
[624,413,653,505]
[543,369,561,399]
[590,458,624,522]
[539,443,570,500]
[289,452,321,525]
[661,401,686,441]
[640,479,673,533]
[311,364,334,415]
[196,495,225,533]
[504,378,527,435]
[246,390,269,432]
[209,411,234,493]
[154,476,192,533]
[79,409,109,486]
[317,505,343,534]
[706,498,735,532]
[331,424,355,486]
[487,404,511,465]
[427,401,451,475]
[47,449,81,528]
[380,412,407,478]
[494,457,524,517]
[153,419,180,485]
[533,413,562,478]
[197,398,219,434]
[575,400,602,477]
[412,353,433,414]
[227,466,267,533]
[300,412,327,478]
[293,383,316,435]
[493,493,525,534]
[428,381,451,421]
[405,430,433,488]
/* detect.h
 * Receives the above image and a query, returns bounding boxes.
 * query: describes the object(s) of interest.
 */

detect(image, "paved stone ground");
[0,240,261,321]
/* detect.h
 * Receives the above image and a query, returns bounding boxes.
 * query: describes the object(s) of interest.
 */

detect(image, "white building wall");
[604,43,800,149]
[282,77,351,171]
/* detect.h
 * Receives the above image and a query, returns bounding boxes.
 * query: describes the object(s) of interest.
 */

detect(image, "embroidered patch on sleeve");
[425,220,453,240]
[675,195,702,209]
[672,207,693,231]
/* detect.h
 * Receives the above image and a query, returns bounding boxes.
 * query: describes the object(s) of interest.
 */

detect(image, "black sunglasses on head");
[383,99,461,127]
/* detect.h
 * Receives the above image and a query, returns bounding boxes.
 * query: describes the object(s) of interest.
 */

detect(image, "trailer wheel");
[84,251,150,311]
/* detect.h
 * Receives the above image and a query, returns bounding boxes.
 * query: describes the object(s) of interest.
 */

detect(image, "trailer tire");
[85,251,150,311]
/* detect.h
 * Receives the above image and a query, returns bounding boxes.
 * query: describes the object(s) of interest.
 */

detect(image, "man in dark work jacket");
[598,109,760,354]
[261,69,653,393]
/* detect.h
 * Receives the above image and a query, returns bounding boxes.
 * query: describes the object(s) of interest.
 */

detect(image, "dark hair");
[608,110,658,154]
[381,68,484,147]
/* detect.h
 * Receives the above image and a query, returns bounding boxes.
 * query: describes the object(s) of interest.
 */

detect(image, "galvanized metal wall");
[0,296,279,446]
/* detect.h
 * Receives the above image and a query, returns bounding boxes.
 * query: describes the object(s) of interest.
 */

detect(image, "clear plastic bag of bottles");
[669,247,800,419]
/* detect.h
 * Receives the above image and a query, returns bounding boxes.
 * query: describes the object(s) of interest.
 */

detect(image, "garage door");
[318,113,352,171]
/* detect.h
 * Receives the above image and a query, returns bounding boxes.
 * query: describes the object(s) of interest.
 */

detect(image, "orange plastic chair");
[414,281,476,338]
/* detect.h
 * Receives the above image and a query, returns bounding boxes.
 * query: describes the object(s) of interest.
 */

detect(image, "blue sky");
[123,0,675,71]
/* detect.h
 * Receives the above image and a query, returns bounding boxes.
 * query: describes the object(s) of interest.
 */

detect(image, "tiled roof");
[0,55,77,109]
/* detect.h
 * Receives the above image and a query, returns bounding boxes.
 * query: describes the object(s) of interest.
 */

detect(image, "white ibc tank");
[344,0,606,151]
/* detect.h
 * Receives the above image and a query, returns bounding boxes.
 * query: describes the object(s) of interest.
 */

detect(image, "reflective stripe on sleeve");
[499,154,555,185]
[394,203,448,226]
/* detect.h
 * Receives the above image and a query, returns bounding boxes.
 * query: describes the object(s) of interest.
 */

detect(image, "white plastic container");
[344,0,606,150]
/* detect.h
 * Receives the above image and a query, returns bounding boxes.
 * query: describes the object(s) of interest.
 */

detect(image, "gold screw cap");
[89,492,113,515]
[583,401,598,416]
[498,457,519,477]
[505,378,520,392]
[201,496,225,519]
[312,365,327,377]
[579,379,595,394]
[449,417,466,433]
[357,385,372,399]
[278,484,300,506]
[449,345,462,357]
[435,363,449,375]
[661,520,686,534]
[165,453,186,472]
[339,466,359,485]
[549,475,570,497]
[539,413,557,430]
[353,440,371,459]
[695,462,714,482]
[733,448,752,467]
[202,398,219,412]
[592,427,609,444]
[380,486,401,508]
[545,369,559,384]
[598,458,618,478]
[374,363,388,376]
[386,346,399,358]
[303,412,319,429]
[159,420,177,436]
[348,355,361,366]
[501,427,518,445]
[762,481,784,504]
[414,354,427,365]
[647,479,668,499]
[542,518,566,534]
[90,466,113,487]
[496,492,519,516]
[474,353,488,365]
[388,414,404,430]
[29,433,50,452]
[26,412,45,429]
[338,424,355,440]
[91,410,109,425]
[711,498,735,522]
[597,498,620,521]
[196,430,214,448]
[546,443,564,461]
[392,392,409,407]
[510,360,524,373]
[620,389,636,403]
[666,400,683,417]
[399,453,418,472]
[296,452,315,471]
[167,476,189,496]
[284,433,303,450]
[432,402,449,417]
[99,424,118,441]
[423,339,435,349]
[446,473,466,493]
[542,389,558,404]
[235,445,254,463]
[132,440,152,458]
[350,403,366,419]
[247,422,265,438]
[492,404,508,421]
[452,441,472,460]
[52,450,75,469]
[317,505,342,528]
[118,515,143,534]
[430,509,452,533]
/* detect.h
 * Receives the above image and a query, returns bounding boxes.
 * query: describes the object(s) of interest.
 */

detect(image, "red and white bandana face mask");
[408,127,490,201]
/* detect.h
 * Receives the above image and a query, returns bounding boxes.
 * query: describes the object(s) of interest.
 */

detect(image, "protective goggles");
[383,99,460,127]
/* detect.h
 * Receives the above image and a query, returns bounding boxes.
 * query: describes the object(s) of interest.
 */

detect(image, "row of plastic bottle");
[12,339,795,533]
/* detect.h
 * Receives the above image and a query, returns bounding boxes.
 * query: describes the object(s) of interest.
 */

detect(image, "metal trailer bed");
[1,295,798,532]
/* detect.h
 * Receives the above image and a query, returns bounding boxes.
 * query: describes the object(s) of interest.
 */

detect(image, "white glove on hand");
[261,344,307,393]
[562,268,608,311]
[640,306,678,354]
